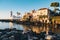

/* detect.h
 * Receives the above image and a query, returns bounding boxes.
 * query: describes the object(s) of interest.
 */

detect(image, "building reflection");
[8,22,60,34]
[51,25,60,34]
[22,25,31,33]
[22,25,49,34]
[46,25,49,35]
[32,26,40,33]
[22,24,60,34]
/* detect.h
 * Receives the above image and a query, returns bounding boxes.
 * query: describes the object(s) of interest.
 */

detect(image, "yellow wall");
[52,16,60,24]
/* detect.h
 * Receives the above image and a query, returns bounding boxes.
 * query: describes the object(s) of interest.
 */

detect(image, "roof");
[38,8,49,10]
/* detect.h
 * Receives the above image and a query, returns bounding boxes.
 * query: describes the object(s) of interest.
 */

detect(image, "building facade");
[31,8,51,23]
[22,8,52,23]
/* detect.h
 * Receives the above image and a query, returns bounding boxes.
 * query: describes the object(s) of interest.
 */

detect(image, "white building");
[31,8,51,23]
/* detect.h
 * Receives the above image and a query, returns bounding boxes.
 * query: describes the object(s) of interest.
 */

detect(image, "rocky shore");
[0,28,60,40]
[0,28,27,40]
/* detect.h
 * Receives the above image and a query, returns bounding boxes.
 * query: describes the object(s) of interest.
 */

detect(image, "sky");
[0,0,60,19]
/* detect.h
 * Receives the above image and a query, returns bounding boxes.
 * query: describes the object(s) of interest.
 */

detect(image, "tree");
[50,2,59,7]
[50,2,59,13]
[17,12,20,16]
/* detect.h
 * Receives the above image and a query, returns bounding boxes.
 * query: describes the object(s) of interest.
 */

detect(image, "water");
[0,22,60,40]
[0,22,24,30]
[0,22,60,34]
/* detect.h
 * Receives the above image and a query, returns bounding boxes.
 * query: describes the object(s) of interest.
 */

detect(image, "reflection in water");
[9,22,13,29]
[0,22,60,34]
[22,25,49,34]
[0,22,60,40]
[9,22,24,30]
[1,22,60,34]
[22,25,60,34]
[22,25,31,33]
[21,24,60,40]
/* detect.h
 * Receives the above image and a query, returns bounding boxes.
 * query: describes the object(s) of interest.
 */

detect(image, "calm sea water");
[0,22,24,30]
[0,22,60,34]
